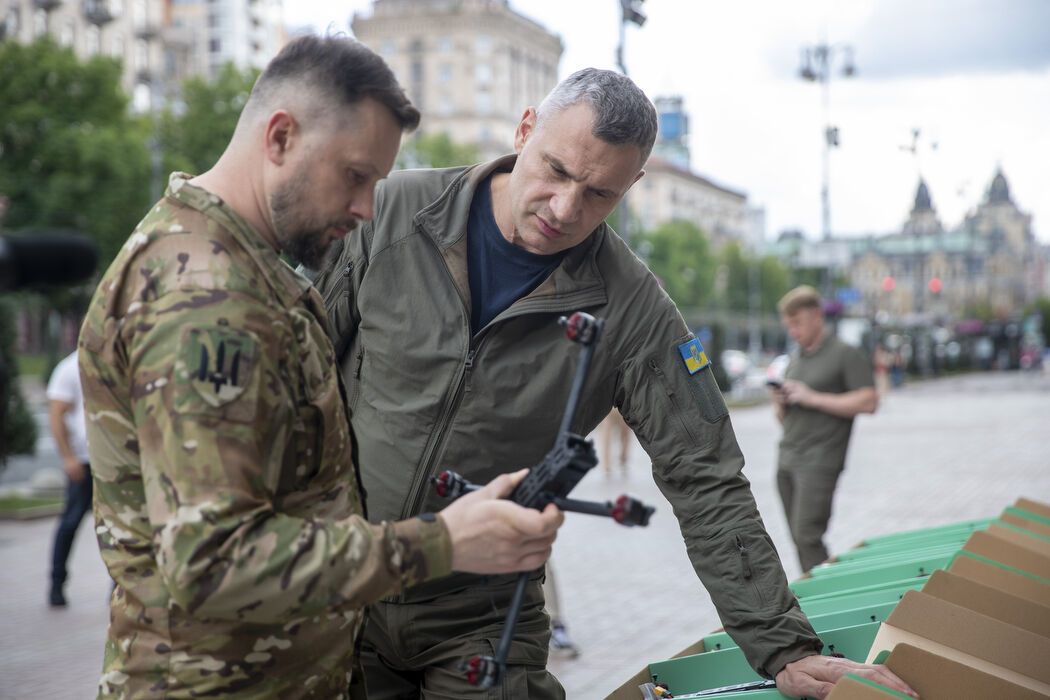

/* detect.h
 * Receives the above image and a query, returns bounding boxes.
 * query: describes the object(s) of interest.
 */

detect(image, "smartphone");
[766,378,783,389]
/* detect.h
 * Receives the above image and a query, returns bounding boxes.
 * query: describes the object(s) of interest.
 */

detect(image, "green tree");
[159,63,259,176]
[0,299,38,463]
[758,255,791,313]
[0,38,152,267]
[634,220,716,311]
[397,132,479,169]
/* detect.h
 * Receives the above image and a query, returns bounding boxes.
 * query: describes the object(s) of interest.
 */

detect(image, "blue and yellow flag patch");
[677,337,710,375]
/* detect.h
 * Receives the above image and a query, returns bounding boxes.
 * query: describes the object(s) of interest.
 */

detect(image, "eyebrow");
[347,161,382,179]
[544,154,617,199]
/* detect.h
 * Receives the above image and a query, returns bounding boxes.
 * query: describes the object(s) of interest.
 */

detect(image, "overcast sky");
[285,0,1050,243]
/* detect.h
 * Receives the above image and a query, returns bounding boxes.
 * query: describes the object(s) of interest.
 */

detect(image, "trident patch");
[179,327,259,409]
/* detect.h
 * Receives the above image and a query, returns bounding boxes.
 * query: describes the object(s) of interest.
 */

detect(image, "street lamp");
[798,41,856,241]
[615,0,646,244]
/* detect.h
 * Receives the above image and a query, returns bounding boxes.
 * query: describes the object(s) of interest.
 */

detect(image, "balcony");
[83,0,119,26]
[33,0,63,11]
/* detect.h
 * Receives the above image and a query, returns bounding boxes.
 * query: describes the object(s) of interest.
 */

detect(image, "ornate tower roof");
[987,168,1012,204]
[912,178,933,214]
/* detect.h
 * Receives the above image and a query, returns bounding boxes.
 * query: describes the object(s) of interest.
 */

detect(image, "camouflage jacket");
[79,173,452,699]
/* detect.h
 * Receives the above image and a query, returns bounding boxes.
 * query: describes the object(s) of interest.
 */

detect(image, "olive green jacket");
[314,156,821,678]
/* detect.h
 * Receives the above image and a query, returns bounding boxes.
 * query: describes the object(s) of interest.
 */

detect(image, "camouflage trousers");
[360,575,564,699]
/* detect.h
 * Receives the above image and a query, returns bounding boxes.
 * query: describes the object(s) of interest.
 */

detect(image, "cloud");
[854,0,1050,79]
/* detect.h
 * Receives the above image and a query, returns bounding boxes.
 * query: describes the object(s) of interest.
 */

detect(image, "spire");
[912,178,933,214]
[987,167,1012,204]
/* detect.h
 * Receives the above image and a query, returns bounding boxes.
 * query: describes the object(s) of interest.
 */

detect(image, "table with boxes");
[610,497,1050,699]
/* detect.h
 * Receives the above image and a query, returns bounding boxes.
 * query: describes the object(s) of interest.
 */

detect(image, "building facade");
[1,0,284,110]
[629,157,754,249]
[352,0,562,159]
[770,170,1043,322]
[2,0,166,106]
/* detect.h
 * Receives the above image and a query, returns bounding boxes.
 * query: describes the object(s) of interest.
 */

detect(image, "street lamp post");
[798,41,855,242]
[615,0,646,244]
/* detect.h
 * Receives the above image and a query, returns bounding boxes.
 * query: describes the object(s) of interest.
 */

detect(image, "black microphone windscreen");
[0,232,99,291]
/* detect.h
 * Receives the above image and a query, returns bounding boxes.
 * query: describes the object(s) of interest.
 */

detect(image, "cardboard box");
[948,554,1050,607]
[961,530,1050,580]
[826,674,909,699]
[604,639,704,700]
[883,643,1049,699]
[1001,511,1050,539]
[989,522,1050,557]
[920,569,1050,637]
[1018,497,1050,520]
[865,590,1050,694]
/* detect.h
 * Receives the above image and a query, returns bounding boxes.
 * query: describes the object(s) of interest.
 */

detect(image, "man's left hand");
[775,655,917,699]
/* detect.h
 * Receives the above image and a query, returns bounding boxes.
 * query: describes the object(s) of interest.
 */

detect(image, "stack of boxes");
[610,498,1050,699]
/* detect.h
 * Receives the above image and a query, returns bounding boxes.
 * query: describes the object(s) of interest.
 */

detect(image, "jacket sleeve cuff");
[386,513,453,589]
[763,639,824,679]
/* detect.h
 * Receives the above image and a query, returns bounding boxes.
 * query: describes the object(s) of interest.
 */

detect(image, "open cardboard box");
[961,530,1050,580]
[1002,511,1050,538]
[604,639,705,700]
[864,590,1050,694]
[948,553,1050,606]
[879,643,1048,699]
[920,569,1050,637]
[1017,497,1050,521]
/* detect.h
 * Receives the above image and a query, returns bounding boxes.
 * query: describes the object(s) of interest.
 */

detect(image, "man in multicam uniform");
[78,36,563,699]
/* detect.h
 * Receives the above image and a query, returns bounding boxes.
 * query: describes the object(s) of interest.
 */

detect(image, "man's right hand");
[439,469,564,574]
[63,456,87,483]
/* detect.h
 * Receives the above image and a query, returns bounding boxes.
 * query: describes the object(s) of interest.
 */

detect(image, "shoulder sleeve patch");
[176,326,260,418]
[677,337,710,375]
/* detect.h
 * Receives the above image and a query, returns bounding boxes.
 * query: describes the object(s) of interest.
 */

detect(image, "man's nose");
[549,186,582,225]
[350,189,375,222]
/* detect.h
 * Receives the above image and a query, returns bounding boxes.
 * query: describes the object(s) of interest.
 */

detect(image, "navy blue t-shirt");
[467,176,567,332]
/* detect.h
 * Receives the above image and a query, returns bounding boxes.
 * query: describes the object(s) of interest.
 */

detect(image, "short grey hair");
[537,68,658,162]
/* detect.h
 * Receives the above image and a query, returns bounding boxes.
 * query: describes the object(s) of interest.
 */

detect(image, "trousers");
[50,463,93,589]
[360,575,564,700]
[776,465,842,573]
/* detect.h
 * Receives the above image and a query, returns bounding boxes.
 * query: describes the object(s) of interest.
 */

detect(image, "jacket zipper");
[321,259,354,308]
[399,233,608,520]
[735,533,765,607]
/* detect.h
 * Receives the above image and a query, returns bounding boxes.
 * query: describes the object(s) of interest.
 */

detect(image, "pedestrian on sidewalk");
[771,286,878,572]
[46,350,91,608]
[542,561,581,659]
[599,408,632,476]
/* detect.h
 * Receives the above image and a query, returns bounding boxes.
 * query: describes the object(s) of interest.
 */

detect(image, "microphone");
[0,232,99,291]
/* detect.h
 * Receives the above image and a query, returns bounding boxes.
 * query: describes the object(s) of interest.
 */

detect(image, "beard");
[270,170,357,269]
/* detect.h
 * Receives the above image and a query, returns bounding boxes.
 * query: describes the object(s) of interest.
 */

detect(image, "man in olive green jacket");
[314,68,914,700]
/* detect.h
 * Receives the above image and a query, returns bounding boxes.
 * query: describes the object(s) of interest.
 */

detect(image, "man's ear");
[264,110,297,166]
[513,107,538,154]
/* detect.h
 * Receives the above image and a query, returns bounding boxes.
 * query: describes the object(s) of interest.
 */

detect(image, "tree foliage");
[398,132,479,170]
[0,299,37,462]
[634,220,716,310]
[0,38,152,267]
[159,63,259,176]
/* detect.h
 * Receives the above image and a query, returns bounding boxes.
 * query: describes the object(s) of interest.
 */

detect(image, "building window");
[209,38,221,53]
[60,20,75,47]
[438,93,453,115]
[136,39,149,71]
[380,39,396,56]
[476,92,492,114]
[411,59,424,83]
[475,63,492,85]
[87,25,101,55]
[439,63,452,83]
[437,36,452,53]
[34,9,47,37]
[475,34,491,54]
[208,13,218,28]
[5,8,20,39]
[111,33,125,59]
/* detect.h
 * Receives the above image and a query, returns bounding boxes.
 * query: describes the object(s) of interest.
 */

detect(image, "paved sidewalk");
[0,371,1047,699]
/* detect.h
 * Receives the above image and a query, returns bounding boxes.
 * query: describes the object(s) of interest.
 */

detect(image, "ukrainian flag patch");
[678,337,710,375]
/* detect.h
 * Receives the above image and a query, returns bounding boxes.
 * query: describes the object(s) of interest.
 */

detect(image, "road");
[0,370,1047,699]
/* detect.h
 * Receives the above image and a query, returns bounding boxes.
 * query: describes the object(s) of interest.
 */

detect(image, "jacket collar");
[414,155,608,307]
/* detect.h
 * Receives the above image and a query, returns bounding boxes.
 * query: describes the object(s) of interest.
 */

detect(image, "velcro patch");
[180,326,258,408]
[677,337,710,375]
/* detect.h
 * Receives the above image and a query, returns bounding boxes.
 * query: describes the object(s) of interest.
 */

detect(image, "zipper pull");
[736,534,753,579]
[465,348,476,371]
[343,261,354,299]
